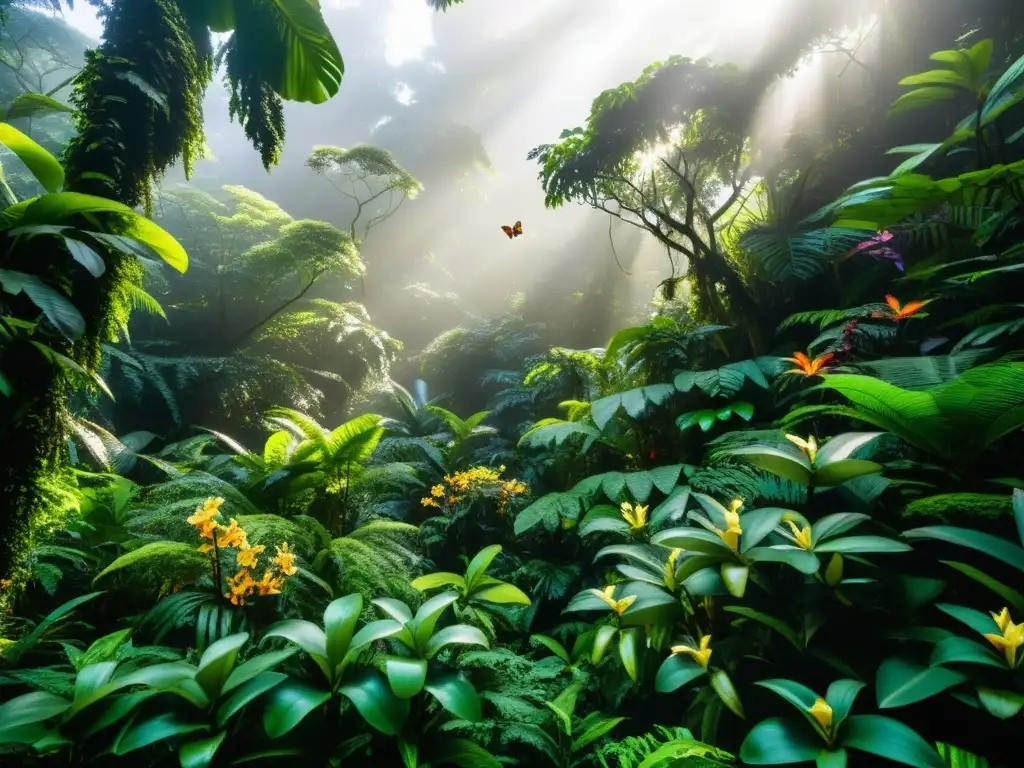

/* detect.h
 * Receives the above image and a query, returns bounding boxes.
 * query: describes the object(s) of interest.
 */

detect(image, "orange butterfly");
[783,351,835,377]
[501,221,523,239]
[873,294,931,322]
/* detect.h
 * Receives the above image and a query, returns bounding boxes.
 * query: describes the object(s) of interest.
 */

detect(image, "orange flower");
[216,519,247,549]
[224,569,255,606]
[255,570,284,597]
[236,543,265,569]
[273,543,298,576]
[783,351,835,377]
[874,294,931,322]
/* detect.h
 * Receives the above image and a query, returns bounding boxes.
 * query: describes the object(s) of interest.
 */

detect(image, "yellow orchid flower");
[216,519,247,549]
[809,697,833,732]
[589,585,636,615]
[236,543,265,569]
[983,607,1024,667]
[785,520,814,550]
[785,434,818,464]
[255,570,284,596]
[186,497,223,529]
[671,634,712,669]
[620,501,649,530]
[273,543,298,576]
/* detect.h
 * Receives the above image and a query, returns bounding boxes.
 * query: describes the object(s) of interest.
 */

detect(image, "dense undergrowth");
[2,2,1024,767]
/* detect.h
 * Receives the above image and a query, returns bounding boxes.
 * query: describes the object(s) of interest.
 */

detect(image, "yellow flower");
[236,543,265,569]
[664,549,682,588]
[273,542,298,576]
[785,434,818,464]
[255,570,284,596]
[671,634,712,669]
[431,484,445,497]
[785,520,814,550]
[983,607,1024,667]
[713,500,743,551]
[224,569,255,606]
[809,697,833,731]
[216,519,247,549]
[421,497,438,507]
[589,585,636,616]
[620,502,649,530]
[187,497,223,529]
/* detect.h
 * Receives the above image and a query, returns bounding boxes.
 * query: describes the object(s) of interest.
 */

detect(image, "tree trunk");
[0,0,210,586]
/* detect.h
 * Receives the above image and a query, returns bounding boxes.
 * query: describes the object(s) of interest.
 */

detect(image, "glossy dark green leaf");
[194,632,248,700]
[385,657,427,699]
[935,603,999,635]
[729,445,812,486]
[739,717,824,764]
[424,623,489,659]
[424,670,481,721]
[904,525,1024,575]
[976,686,1024,719]
[217,672,286,728]
[324,593,362,674]
[115,713,207,755]
[825,679,865,724]
[930,636,1006,668]
[262,679,331,739]
[222,649,296,695]
[813,459,882,486]
[654,654,706,693]
[875,656,967,708]
[710,669,744,718]
[464,544,502,591]
[0,691,70,729]
[812,513,870,543]
[814,536,911,554]
[738,508,787,552]
[338,671,409,736]
[746,545,820,574]
[618,627,641,682]
[180,731,227,768]
[842,714,945,767]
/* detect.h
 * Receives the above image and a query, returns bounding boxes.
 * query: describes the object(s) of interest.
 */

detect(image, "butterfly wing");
[512,220,523,236]
[501,225,514,239]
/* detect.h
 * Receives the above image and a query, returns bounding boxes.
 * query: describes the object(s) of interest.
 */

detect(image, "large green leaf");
[874,656,967,709]
[0,691,70,729]
[591,383,675,429]
[324,593,362,674]
[842,714,945,767]
[179,731,227,768]
[0,269,84,338]
[216,672,286,728]
[115,713,207,755]
[234,0,344,104]
[14,192,187,272]
[262,679,331,738]
[3,93,75,122]
[0,122,64,192]
[424,624,489,659]
[904,525,1024,574]
[424,670,481,721]
[384,657,427,699]
[739,717,824,764]
[338,671,409,736]
[195,633,248,700]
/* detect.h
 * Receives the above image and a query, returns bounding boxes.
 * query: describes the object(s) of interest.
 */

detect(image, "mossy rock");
[903,493,1012,524]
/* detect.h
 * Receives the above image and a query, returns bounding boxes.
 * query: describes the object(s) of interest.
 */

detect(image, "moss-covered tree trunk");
[0,0,210,583]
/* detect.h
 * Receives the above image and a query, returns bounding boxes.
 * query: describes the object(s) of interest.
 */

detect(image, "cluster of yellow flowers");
[187,497,298,606]
[420,465,529,514]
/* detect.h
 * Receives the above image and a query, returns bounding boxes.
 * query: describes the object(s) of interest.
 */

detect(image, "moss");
[902,493,1012,524]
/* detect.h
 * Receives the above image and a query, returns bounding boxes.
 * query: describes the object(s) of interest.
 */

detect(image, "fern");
[320,521,422,603]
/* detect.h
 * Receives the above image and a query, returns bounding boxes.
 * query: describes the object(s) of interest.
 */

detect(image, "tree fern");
[318,520,422,604]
